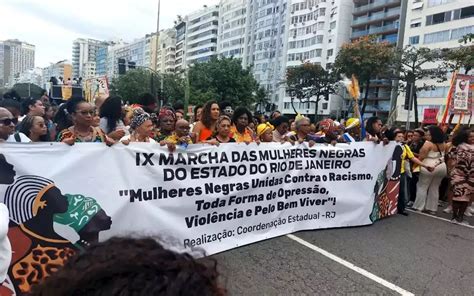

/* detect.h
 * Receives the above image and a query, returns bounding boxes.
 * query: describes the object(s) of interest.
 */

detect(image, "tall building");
[284,0,354,117]
[185,5,220,67]
[95,46,109,76]
[41,60,73,87]
[247,0,289,110]
[72,38,109,79]
[156,29,177,74]
[0,39,35,87]
[349,0,405,118]
[175,21,187,72]
[218,0,249,64]
[396,0,474,124]
[106,34,158,79]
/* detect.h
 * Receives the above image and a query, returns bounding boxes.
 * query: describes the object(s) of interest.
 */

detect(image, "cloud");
[0,0,219,67]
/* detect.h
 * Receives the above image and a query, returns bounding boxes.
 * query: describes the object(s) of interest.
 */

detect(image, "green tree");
[442,36,474,75]
[393,46,447,125]
[334,36,396,115]
[188,57,261,107]
[162,73,185,106]
[110,69,159,104]
[254,86,270,113]
[286,62,338,121]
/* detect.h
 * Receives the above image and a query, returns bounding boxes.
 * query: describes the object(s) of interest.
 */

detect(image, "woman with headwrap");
[153,108,176,142]
[54,194,112,251]
[121,108,156,144]
[205,115,236,145]
[4,175,75,294]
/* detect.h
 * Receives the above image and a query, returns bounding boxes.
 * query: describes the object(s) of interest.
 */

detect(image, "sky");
[0,0,219,67]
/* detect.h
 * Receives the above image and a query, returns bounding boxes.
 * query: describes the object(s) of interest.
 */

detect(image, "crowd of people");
[0,93,473,224]
[0,92,473,294]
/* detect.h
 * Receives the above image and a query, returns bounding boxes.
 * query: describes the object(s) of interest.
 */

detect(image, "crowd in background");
[0,93,472,223]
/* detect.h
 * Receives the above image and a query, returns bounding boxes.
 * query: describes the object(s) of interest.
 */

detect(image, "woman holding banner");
[413,126,447,214]
[56,98,114,145]
[121,108,156,144]
[193,100,220,143]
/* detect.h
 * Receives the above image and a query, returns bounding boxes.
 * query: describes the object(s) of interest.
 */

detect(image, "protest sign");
[0,142,399,294]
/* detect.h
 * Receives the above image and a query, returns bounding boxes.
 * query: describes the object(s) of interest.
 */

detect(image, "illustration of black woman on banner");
[54,194,112,251]
[0,154,112,295]
[370,145,403,222]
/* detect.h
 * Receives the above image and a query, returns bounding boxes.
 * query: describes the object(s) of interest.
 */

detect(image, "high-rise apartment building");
[175,21,187,72]
[218,0,249,64]
[0,39,35,87]
[396,0,474,124]
[284,0,354,117]
[72,38,109,79]
[185,5,220,67]
[105,34,157,79]
[350,0,405,118]
[247,0,289,108]
[157,29,177,74]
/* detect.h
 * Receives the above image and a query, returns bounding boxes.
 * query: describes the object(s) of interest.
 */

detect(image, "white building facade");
[284,0,354,117]
[396,0,474,124]
[184,5,220,67]
[218,0,249,65]
[72,38,109,79]
[157,29,177,74]
[0,39,35,87]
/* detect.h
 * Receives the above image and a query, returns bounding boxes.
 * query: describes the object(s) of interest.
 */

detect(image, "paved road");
[213,210,474,295]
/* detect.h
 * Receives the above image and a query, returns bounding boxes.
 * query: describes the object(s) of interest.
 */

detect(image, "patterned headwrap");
[4,175,55,224]
[130,108,151,130]
[216,115,231,129]
[256,122,274,137]
[158,108,176,121]
[319,119,336,134]
[54,194,102,232]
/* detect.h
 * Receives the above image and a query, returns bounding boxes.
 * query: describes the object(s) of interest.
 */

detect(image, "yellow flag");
[61,86,72,100]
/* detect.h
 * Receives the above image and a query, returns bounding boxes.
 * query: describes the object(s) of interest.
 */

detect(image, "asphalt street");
[213,210,474,295]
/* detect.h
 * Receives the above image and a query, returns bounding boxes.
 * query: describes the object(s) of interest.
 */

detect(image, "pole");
[405,83,414,129]
[154,0,161,72]
[28,82,31,98]
[184,69,190,120]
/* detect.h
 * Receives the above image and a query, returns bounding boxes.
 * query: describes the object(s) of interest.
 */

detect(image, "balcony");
[353,0,401,15]
[352,8,400,26]
[351,22,399,38]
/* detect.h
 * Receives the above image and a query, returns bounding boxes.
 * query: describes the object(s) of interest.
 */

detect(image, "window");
[319,8,326,16]
[410,21,421,28]
[451,26,474,40]
[424,30,450,44]
[327,49,333,57]
[322,103,328,110]
[426,11,451,25]
[409,35,420,44]
[427,0,454,8]
[460,6,474,19]
[330,21,336,30]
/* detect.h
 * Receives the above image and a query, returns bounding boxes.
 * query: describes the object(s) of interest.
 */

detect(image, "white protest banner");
[0,142,399,294]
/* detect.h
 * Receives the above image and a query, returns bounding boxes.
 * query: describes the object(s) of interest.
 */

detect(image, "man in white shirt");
[0,107,31,143]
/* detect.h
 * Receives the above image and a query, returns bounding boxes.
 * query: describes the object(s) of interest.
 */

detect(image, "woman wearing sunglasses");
[56,98,114,145]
